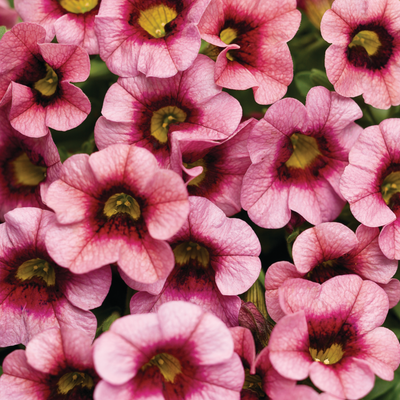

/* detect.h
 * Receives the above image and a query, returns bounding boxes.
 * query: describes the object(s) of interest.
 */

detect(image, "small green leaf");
[0,26,7,41]
[294,71,313,97]
[309,69,333,91]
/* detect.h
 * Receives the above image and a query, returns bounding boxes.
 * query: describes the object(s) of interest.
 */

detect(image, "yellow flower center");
[173,241,210,268]
[57,372,94,394]
[285,133,321,169]
[103,193,141,220]
[349,30,382,56]
[302,0,333,29]
[220,28,237,45]
[141,353,182,383]
[381,171,400,205]
[16,258,55,286]
[150,106,187,144]
[11,153,47,186]
[183,159,207,187]
[58,0,98,13]
[138,4,177,38]
[242,369,266,397]
[309,343,344,365]
[33,64,59,97]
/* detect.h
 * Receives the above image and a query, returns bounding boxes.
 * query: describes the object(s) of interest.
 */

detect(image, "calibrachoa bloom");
[0,0,18,28]
[95,0,211,78]
[44,144,189,290]
[341,118,400,259]
[169,118,254,216]
[268,275,400,399]
[0,327,99,399]
[0,108,61,220]
[95,55,242,168]
[198,0,301,104]
[129,196,261,326]
[15,0,101,54]
[0,22,91,138]
[265,222,400,321]
[0,208,110,346]
[241,86,362,228]
[321,0,400,109]
[93,301,244,399]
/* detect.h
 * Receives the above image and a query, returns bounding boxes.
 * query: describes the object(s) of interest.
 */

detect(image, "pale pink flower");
[93,301,244,399]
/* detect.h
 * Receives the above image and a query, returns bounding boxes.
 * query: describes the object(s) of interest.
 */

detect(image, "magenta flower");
[265,222,400,321]
[268,276,400,399]
[340,118,400,259]
[93,301,244,399]
[95,55,242,169]
[95,0,210,78]
[321,0,400,109]
[198,0,301,104]
[129,196,261,327]
[0,108,61,220]
[0,0,18,28]
[0,327,99,399]
[0,22,91,138]
[0,207,111,347]
[169,118,254,216]
[44,144,189,289]
[241,86,362,228]
[15,0,100,54]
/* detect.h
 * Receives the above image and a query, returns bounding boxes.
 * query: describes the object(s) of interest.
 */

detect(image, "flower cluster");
[0,0,400,399]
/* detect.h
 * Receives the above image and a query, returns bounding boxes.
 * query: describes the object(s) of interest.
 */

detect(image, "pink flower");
[15,0,101,54]
[129,196,261,327]
[44,144,189,289]
[340,118,400,259]
[93,301,244,399]
[169,118,254,216]
[265,222,400,321]
[321,0,400,109]
[0,208,111,346]
[241,86,362,228]
[198,0,301,104]
[0,22,91,138]
[268,276,400,399]
[0,0,18,28]
[95,55,242,169]
[0,327,99,399]
[95,0,210,78]
[0,108,61,220]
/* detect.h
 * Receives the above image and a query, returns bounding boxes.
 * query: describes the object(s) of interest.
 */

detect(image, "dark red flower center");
[347,23,394,70]
[141,353,182,383]
[306,259,354,284]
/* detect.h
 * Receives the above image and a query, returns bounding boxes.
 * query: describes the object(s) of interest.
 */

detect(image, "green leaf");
[294,71,313,97]
[0,26,7,41]
[362,376,397,399]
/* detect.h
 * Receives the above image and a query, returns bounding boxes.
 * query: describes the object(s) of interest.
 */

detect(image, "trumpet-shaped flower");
[93,301,244,399]
[0,327,99,399]
[321,0,400,109]
[95,0,210,78]
[268,276,400,399]
[265,222,400,321]
[0,108,61,220]
[129,196,261,326]
[44,144,189,290]
[95,55,242,169]
[0,208,110,346]
[341,118,400,259]
[198,0,301,104]
[0,22,91,138]
[241,86,362,228]
[15,0,101,54]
